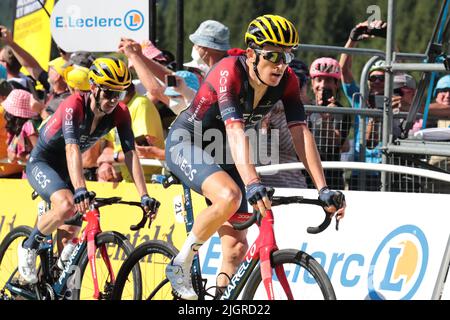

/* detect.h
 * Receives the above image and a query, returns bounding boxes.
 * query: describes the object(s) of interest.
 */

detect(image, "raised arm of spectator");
[0,25,45,80]
[340,39,357,84]
[339,20,386,85]
[118,38,171,105]
[428,103,450,118]
[172,74,197,104]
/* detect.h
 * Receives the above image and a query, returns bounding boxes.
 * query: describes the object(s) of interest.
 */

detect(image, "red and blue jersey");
[171,55,306,138]
[35,92,135,158]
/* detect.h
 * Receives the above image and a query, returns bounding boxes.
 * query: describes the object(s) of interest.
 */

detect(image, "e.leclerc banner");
[50,0,149,52]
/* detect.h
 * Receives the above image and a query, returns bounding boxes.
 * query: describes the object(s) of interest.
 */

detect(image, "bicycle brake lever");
[147,213,154,229]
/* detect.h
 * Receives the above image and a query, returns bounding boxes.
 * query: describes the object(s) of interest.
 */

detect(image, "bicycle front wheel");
[112,240,178,300]
[242,249,336,300]
[0,226,33,300]
[71,231,141,300]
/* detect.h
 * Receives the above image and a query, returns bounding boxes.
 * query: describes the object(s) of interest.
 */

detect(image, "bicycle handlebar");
[62,191,153,231]
[231,195,339,234]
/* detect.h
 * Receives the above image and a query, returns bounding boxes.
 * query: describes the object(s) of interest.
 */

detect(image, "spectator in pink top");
[3,89,39,177]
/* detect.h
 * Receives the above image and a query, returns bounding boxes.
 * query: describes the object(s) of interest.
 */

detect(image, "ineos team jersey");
[34,92,135,159]
[170,55,306,142]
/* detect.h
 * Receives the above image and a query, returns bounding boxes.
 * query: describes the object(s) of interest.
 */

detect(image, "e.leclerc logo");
[123,10,144,31]
[54,9,144,31]
[368,225,428,300]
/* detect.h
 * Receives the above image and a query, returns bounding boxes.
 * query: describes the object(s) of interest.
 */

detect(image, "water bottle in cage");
[57,238,79,270]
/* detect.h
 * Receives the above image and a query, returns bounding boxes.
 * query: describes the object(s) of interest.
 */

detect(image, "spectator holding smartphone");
[390,73,425,139]
[307,57,352,190]
[163,70,200,115]
[340,20,387,190]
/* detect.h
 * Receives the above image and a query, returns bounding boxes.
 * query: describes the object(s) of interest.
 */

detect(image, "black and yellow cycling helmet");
[88,57,131,91]
[245,14,299,48]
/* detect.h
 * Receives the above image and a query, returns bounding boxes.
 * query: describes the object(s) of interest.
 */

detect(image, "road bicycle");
[0,191,150,300]
[112,172,344,300]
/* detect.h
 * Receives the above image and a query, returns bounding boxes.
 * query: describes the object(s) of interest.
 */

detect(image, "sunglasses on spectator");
[436,88,450,94]
[254,49,295,65]
[369,75,385,82]
[101,89,127,101]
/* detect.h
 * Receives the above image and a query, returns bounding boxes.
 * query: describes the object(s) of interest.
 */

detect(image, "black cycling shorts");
[165,129,248,213]
[26,149,74,203]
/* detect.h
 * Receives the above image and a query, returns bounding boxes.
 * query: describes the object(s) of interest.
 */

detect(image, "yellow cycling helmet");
[64,66,90,91]
[88,57,131,91]
[245,14,299,48]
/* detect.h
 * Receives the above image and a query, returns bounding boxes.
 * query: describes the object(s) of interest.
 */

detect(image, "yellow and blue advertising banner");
[13,0,55,72]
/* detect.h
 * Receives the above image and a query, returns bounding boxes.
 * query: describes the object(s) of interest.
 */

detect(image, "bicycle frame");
[180,183,289,300]
[6,205,115,300]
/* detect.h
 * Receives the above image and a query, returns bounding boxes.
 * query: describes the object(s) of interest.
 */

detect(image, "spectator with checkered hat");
[2,89,39,176]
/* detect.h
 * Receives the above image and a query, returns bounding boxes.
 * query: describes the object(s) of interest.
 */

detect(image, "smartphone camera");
[166,75,177,87]
[135,135,150,146]
[393,88,403,96]
[366,26,387,38]
[320,88,333,106]
[368,94,385,109]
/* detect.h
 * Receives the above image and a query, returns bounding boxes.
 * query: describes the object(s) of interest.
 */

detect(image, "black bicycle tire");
[0,226,33,299]
[0,226,33,264]
[71,231,141,300]
[111,240,178,300]
[242,249,336,300]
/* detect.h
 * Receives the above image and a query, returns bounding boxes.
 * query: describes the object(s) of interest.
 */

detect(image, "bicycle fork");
[257,209,294,300]
[83,209,115,299]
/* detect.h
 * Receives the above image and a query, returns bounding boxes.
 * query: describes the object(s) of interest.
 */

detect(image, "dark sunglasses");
[436,88,450,94]
[101,89,127,101]
[254,49,295,65]
[369,75,385,83]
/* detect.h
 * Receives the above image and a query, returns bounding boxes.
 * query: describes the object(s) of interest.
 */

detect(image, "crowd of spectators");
[0,18,449,192]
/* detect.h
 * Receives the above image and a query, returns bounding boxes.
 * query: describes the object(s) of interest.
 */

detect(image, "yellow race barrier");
[0,178,207,300]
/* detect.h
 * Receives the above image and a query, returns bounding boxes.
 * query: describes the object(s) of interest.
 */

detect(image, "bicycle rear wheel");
[112,240,178,300]
[242,249,336,300]
[71,231,141,300]
[0,226,33,300]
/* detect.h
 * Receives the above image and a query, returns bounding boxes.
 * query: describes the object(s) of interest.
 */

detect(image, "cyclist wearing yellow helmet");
[18,57,160,284]
[245,14,299,86]
[161,15,346,300]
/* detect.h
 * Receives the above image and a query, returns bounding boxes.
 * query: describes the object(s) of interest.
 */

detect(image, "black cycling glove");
[141,194,160,213]
[246,182,274,205]
[73,187,90,204]
[318,187,345,209]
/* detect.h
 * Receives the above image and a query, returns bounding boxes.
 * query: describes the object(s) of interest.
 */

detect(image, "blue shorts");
[26,149,74,203]
[165,130,248,213]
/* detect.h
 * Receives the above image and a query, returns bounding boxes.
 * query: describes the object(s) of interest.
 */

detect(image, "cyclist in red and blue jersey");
[18,57,160,284]
[167,15,346,300]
